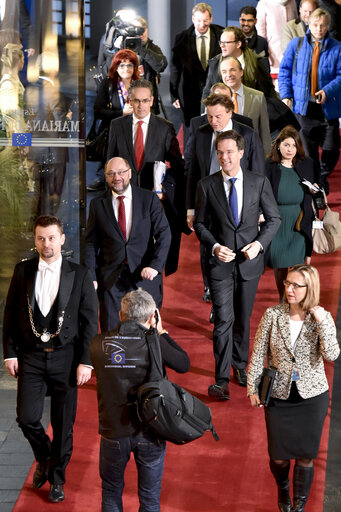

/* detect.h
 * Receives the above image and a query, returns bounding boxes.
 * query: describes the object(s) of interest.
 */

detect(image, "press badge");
[292,370,301,381]
[313,220,323,229]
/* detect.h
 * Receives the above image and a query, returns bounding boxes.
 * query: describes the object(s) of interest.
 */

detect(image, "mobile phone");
[316,93,322,102]
[154,309,159,325]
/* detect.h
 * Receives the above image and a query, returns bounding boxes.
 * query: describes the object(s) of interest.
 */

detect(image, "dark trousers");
[99,266,163,331]
[209,268,260,381]
[296,103,340,182]
[16,346,78,484]
[100,434,166,512]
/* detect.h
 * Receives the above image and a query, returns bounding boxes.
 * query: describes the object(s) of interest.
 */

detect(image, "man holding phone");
[278,8,341,194]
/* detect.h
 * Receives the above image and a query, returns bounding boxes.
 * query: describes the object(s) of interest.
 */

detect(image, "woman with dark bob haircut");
[88,49,140,190]
[265,125,320,299]
[248,264,339,512]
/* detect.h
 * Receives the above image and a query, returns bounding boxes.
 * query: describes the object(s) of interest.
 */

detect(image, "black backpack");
[136,328,219,445]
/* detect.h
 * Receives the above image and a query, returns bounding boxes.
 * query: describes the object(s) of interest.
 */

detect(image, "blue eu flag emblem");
[12,133,32,147]
[111,352,125,364]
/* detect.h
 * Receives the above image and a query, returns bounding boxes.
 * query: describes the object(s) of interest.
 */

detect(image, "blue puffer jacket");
[278,30,341,120]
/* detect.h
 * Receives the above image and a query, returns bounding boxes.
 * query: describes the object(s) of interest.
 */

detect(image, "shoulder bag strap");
[145,327,164,381]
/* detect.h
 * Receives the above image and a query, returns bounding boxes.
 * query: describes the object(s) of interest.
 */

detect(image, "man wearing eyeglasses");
[107,78,186,277]
[239,6,269,62]
[85,156,171,331]
[201,26,276,102]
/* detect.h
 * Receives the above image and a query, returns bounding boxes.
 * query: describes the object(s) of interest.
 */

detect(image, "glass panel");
[0,0,85,311]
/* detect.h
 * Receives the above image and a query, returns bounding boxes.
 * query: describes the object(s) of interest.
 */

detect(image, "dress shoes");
[233,368,248,387]
[86,179,106,191]
[48,484,65,503]
[202,287,212,302]
[32,460,48,489]
[209,307,215,323]
[208,381,230,400]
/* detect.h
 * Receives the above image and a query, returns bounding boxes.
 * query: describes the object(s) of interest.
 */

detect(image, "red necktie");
[135,120,144,171]
[117,195,126,240]
[311,41,320,96]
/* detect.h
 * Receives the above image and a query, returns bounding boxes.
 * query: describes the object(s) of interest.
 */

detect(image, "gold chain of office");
[27,295,65,343]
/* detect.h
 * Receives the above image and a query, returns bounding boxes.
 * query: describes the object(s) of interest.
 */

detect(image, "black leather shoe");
[86,179,105,191]
[209,307,215,323]
[208,382,230,400]
[32,460,48,489]
[48,484,65,503]
[233,368,247,387]
[202,287,212,302]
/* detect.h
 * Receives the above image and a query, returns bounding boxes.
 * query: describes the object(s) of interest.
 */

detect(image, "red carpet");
[13,171,341,511]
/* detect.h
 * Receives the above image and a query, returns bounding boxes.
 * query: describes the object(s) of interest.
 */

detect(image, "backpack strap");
[145,327,164,381]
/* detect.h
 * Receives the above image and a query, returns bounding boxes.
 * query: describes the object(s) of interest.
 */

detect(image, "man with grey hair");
[90,289,190,512]
[279,8,341,194]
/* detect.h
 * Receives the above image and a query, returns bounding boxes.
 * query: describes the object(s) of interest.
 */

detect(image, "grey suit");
[242,85,272,154]
[194,170,280,382]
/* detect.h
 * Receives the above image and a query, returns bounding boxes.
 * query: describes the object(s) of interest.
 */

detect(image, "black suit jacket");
[107,114,185,275]
[247,31,269,60]
[265,157,320,257]
[107,114,184,207]
[186,120,265,209]
[194,170,281,281]
[84,186,171,291]
[170,24,223,124]
[184,113,254,170]
[3,257,98,365]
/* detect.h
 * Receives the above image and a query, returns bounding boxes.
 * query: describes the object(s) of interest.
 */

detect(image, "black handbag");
[85,119,108,162]
[258,367,277,406]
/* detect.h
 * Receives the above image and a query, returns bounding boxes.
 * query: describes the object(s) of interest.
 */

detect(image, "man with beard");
[84,157,171,331]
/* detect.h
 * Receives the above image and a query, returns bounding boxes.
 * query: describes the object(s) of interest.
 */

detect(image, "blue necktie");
[229,178,239,226]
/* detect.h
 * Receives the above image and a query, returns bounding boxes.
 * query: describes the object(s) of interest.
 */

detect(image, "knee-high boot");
[269,460,291,512]
[291,464,314,511]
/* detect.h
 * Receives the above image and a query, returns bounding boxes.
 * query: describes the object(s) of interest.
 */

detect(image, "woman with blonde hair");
[248,264,340,511]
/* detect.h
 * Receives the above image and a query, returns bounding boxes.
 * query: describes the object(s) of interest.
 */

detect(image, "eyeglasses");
[118,63,134,69]
[130,98,152,105]
[283,280,307,290]
[105,168,130,178]
[219,40,237,46]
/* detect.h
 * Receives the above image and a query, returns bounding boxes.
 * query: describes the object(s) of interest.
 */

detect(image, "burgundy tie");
[135,120,144,171]
[117,195,126,240]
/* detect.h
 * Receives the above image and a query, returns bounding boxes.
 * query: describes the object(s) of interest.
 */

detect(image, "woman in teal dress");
[265,126,320,299]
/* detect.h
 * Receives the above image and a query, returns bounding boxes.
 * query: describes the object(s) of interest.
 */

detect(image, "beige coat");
[247,303,340,399]
[281,18,306,53]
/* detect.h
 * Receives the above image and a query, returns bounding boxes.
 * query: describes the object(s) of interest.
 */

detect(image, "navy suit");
[85,186,171,330]
[2,257,98,484]
[194,171,280,381]
[186,120,265,210]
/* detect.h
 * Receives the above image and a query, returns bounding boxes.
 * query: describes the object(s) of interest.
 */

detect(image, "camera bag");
[136,328,219,445]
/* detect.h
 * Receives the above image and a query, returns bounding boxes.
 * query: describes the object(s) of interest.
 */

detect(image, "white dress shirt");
[111,184,133,239]
[222,167,244,221]
[132,113,151,147]
[35,255,62,317]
